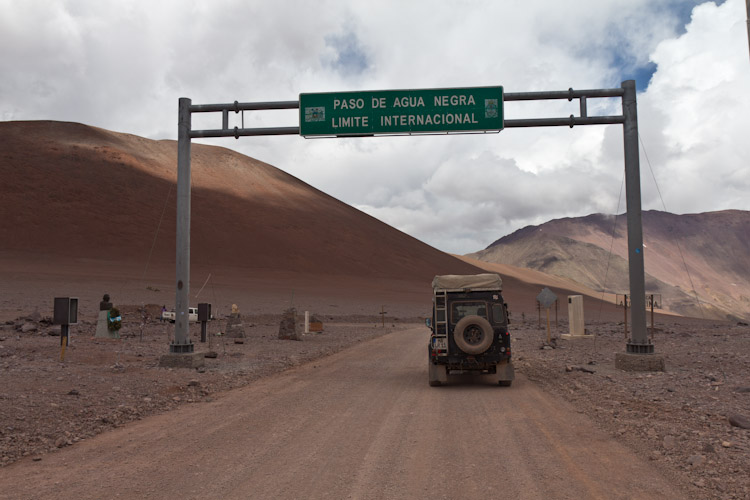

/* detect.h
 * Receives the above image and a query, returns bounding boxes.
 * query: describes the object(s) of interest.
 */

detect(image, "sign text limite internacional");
[299,86,503,137]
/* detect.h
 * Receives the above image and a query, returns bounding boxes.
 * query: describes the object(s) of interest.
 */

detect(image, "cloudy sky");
[2,0,748,253]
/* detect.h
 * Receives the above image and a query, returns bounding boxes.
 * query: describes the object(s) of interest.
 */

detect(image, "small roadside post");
[646,294,662,340]
[617,294,630,339]
[379,306,388,328]
[198,303,211,343]
[536,300,546,328]
[536,288,558,344]
[53,297,78,361]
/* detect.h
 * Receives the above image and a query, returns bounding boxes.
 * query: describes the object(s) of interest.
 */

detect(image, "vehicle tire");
[453,315,494,355]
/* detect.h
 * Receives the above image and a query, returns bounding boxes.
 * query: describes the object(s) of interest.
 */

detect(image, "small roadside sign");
[537,288,557,344]
[537,288,557,309]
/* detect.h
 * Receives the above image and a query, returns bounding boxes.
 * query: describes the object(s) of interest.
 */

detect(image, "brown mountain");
[469,211,750,321]
[0,120,496,319]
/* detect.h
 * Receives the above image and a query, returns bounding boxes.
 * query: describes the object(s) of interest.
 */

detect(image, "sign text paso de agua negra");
[299,86,503,137]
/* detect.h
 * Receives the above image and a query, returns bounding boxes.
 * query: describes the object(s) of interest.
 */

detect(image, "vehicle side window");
[491,303,504,324]
[451,301,488,324]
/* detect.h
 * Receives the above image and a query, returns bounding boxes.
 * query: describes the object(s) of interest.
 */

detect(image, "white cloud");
[1,0,746,253]
[637,0,750,214]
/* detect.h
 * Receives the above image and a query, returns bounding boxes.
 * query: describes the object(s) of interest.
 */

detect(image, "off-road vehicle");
[161,307,198,323]
[427,274,514,386]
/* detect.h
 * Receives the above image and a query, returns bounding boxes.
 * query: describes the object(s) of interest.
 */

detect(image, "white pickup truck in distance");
[162,307,198,323]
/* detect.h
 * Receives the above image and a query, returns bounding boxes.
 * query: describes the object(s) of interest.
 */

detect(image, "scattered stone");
[662,435,676,450]
[733,387,750,393]
[308,314,324,333]
[224,306,246,340]
[21,323,38,333]
[702,442,716,453]
[233,338,244,344]
[204,351,218,359]
[54,436,67,448]
[67,389,80,396]
[278,308,302,341]
[721,441,732,448]
[32,457,42,462]
[565,365,595,374]
[196,366,206,373]
[687,454,706,467]
[188,380,201,387]
[728,414,750,429]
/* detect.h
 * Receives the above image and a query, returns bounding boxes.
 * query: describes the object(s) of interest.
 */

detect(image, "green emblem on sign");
[305,107,325,122]
[485,99,498,118]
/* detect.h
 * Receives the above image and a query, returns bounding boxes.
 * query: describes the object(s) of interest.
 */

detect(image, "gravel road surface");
[0,326,688,499]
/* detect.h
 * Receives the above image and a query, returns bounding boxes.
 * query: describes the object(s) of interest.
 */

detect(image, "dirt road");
[0,326,688,499]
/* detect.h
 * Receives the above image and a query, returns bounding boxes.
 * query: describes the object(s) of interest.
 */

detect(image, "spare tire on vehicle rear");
[453,315,494,355]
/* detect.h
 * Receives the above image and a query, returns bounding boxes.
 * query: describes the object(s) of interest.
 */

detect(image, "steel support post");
[171,97,194,353]
[621,80,652,354]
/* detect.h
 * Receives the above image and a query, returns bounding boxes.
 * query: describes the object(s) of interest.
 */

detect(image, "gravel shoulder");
[0,307,407,466]
[513,319,750,500]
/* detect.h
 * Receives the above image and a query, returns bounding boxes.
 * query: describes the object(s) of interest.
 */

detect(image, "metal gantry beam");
[172,80,652,355]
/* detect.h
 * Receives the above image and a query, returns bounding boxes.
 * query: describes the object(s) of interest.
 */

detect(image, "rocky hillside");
[0,120,480,281]
[469,211,750,321]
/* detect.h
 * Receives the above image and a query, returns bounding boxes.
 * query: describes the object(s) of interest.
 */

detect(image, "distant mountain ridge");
[469,211,750,321]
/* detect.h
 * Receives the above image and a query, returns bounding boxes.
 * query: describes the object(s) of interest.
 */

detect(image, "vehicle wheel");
[453,315,494,355]
[498,380,513,387]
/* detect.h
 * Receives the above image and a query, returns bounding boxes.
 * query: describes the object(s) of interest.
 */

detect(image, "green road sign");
[299,86,503,137]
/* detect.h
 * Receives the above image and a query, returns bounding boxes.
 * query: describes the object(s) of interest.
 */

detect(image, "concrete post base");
[561,334,594,340]
[95,310,119,339]
[615,352,665,372]
[159,352,205,369]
